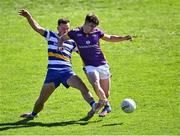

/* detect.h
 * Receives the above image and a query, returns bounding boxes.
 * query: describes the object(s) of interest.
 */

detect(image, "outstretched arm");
[101,34,132,42]
[19,9,45,36]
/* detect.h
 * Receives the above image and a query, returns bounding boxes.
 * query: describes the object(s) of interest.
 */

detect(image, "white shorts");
[83,63,111,80]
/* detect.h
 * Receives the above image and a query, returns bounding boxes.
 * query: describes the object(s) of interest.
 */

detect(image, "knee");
[92,81,100,91]
[105,91,110,98]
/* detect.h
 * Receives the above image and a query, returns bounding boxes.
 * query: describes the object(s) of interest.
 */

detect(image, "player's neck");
[82,25,89,34]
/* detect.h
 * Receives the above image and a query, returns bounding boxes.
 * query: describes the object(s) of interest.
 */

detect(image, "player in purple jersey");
[18,9,100,119]
[58,13,132,117]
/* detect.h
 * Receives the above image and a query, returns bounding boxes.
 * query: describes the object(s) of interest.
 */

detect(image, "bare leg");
[100,78,110,98]
[20,82,56,118]
[67,75,94,104]
[33,83,56,113]
[86,72,108,103]
[99,78,111,117]
[67,75,100,118]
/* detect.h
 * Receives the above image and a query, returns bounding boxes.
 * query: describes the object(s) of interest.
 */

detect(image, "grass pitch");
[0,0,180,135]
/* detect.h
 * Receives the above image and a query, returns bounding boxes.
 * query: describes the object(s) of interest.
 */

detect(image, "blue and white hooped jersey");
[43,30,77,70]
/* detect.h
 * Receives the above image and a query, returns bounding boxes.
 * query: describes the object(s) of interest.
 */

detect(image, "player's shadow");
[0,116,102,131]
[102,123,123,126]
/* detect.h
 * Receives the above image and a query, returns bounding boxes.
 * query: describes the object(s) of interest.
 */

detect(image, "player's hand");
[57,46,64,51]
[18,9,30,18]
[57,38,64,51]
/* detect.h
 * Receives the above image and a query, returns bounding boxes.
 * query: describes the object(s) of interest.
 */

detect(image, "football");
[121,98,136,113]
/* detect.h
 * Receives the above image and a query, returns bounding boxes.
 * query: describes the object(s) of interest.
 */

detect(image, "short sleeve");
[43,29,50,40]
[99,29,105,38]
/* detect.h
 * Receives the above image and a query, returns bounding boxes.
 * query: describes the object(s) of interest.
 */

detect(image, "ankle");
[89,100,95,107]
[31,111,37,117]
[99,99,108,106]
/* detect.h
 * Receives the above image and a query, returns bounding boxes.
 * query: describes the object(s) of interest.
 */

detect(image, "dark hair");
[85,13,99,26]
[58,18,70,25]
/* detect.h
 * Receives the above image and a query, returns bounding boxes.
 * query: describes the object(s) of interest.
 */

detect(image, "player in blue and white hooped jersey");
[44,30,78,88]
[19,9,98,119]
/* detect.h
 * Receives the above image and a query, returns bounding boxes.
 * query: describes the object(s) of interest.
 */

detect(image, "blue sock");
[31,111,37,117]
[90,100,95,107]
[105,101,111,108]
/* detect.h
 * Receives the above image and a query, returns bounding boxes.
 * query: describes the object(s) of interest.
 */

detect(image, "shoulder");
[94,28,103,33]
[68,27,82,38]
[92,28,104,38]
[44,29,59,41]
[49,30,58,38]
[69,27,81,33]
[45,29,58,37]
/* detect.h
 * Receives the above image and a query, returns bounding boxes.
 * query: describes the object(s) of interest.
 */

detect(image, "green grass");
[0,0,180,135]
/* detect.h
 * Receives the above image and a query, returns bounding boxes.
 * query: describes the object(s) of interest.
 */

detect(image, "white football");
[121,98,136,113]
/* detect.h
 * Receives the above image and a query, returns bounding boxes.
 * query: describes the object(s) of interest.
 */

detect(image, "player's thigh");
[67,75,85,89]
[38,82,56,103]
[86,71,100,86]
[83,66,100,85]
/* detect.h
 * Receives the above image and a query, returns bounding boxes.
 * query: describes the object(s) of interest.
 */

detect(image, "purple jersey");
[68,27,107,67]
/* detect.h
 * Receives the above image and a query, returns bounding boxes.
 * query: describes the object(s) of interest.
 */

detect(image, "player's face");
[57,23,70,34]
[84,22,96,33]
